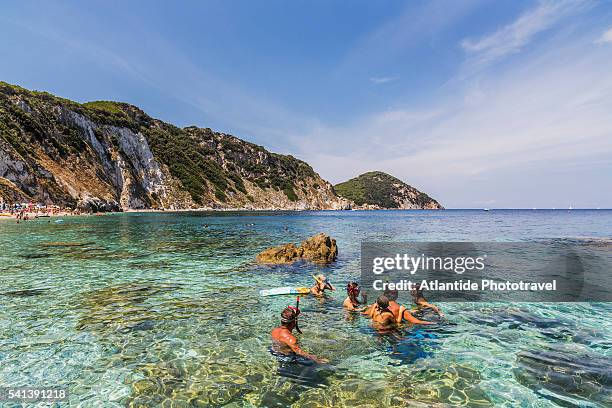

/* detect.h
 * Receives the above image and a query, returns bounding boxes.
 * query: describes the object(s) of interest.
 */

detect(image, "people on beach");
[271,305,328,364]
[343,282,367,311]
[310,274,335,296]
[0,202,78,222]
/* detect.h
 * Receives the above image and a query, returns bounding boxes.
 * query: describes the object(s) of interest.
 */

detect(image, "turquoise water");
[0,210,611,407]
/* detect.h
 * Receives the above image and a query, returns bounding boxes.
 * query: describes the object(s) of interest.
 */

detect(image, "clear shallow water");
[0,210,610,407]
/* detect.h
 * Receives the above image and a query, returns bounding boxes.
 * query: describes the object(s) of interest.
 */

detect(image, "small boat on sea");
[483,208,490,211]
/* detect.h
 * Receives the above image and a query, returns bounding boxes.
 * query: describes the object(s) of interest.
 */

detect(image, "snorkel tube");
[295,296,302,334]
[312,274,334,291]
[347,282,360,304]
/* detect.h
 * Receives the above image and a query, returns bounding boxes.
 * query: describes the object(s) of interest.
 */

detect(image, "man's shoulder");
[272,328,295,341]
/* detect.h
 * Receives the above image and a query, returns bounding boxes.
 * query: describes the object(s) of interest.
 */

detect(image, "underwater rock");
[76,282,179,332]
[470,308,565,329]
[18,253,52,259]
[256,233,337,264]
[127,357,259,407]
[312,364,490,407]
[259,390,297,407]
[118,320,156,333]
[40,241,93,247]
[1,288,47,297]
[396,364,492,406]
[514,346,612,406]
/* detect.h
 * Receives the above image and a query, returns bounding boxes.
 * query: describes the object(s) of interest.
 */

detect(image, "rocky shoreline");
[0,207,446,221]
[1,82,441,213]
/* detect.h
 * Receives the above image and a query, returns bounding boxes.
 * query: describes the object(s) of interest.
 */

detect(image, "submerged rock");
[76,282,180,332]
[468,308,567,329]
[1,288,47,297]
[256,233,337,264]
[514,345,612,406]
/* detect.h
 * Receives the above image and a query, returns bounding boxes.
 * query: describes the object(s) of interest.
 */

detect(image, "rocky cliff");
[0,82,349,211]
[334,171,443,209]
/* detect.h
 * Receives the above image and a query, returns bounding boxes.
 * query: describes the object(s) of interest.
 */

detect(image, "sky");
[1,0,611,208]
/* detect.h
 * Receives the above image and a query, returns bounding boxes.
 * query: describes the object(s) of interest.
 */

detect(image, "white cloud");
[369,76,397,84]
[595,27,612,43]
[336,1,481,76]
[295,25,612,207]
[460,0,587,72]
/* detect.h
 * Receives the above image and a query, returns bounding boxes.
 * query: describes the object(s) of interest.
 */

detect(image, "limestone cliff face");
[334,171,443,210]
[0,82,349,211]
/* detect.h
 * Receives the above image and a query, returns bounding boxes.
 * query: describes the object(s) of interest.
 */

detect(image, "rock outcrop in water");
[256,233,337,264]
[334,171,442,209]
[0,82,350,211]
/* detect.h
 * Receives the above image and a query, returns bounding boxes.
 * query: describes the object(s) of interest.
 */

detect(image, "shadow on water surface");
[268,347,333,389]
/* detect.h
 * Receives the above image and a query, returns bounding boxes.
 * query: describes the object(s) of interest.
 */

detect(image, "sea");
[0,209,610,407]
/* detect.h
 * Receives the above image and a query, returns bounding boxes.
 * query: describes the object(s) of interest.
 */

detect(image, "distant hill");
[0,82,350,211]
[334,171,443,209]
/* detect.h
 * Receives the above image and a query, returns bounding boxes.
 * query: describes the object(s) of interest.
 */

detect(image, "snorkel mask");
[346,282,360,298]
[313,274,333,290]
[281,298,303,334]
[281,306,300,324]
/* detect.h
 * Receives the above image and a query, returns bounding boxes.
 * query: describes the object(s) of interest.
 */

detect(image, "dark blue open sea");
[1,210,611,407]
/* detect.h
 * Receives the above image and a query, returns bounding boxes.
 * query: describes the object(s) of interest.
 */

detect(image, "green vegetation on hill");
[82,101,126,115]
[334,171,441,209]
[0,81,324,207]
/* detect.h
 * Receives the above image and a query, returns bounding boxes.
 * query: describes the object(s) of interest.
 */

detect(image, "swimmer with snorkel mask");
[310,274,335,296]
[270,297,328,364]
[343,281,368,311]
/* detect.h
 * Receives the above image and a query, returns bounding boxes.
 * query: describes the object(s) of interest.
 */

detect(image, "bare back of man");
[384,289,435,325]
[369,295,397,331]
[271,307,328,364]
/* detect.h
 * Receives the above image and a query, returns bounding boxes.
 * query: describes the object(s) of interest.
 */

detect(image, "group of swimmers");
[271,274,444,364]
